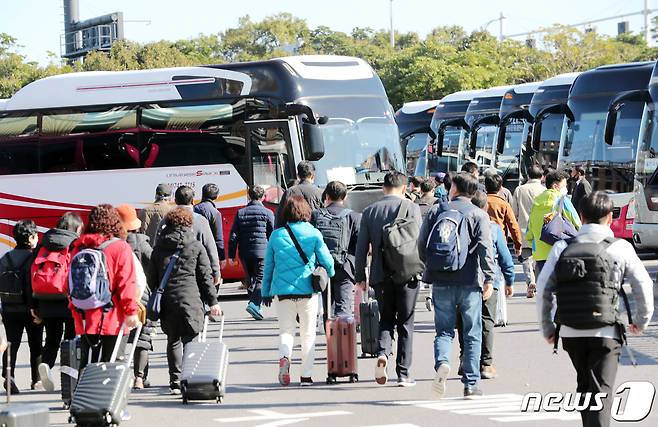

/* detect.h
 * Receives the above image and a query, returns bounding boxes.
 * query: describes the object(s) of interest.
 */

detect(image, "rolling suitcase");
[60,337,81,409]
[181,315,229,404]
[69,323,142,427]
[359,283,379,358]
[325,284,358,384]
[0,343,49,427]
[495,287,508,327]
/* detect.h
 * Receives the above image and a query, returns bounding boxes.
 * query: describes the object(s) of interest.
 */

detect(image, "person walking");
[537,192,654,427]
[311,181,361,317]
[570,165,592,216]
[512,165,545,298]
[117,204,152,271]
[275,161,324,227]
[355,171,423,387]
[434,173,448,203]
[263,195,335,387]
[68,205,140,371]
[139,184,172,245]
[526,170,581,278]
[483,168,513,204]
[157,186,221,285]
[458,191,515,380]
[0,220,43,393]
[147,207,222,394]
[194,183,227,267]
[408,176,424,202]
[228,185,275,321]
[415,180,438,219]
[484,173,523,256]
[31,212,83,392]
[418,172,497,399]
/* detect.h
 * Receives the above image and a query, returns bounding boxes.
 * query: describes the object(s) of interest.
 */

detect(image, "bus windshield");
[302,96,404,186]
[418,127,464,176]
[495,120,524,188]
[473,124,496,167]
[637,105,658,183]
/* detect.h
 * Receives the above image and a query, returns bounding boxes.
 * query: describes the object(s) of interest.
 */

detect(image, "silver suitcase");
[181,315,229,404]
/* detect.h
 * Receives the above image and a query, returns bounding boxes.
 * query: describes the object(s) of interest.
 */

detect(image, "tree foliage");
[2,16,657,106]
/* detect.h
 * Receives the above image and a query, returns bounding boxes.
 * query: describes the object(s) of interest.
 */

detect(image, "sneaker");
[397,377,416,387]
[481,365,497,379]
[375,356,388,385]
[431,363,450,400]
[300,377,313,387]
[38,363,54,392]
[246,302,264,321]
[464,386,484,399]
[169,382,182,395]
[425,297,433,312]
[278,357,291,386]
[4,378,19,395]
[526,283,536,298]
[31,381,44,391]
[133,376,144,390]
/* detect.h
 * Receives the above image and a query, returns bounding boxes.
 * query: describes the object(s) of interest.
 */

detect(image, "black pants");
[42,317,75,368]
[1,311,43,384]
[322,268,355,318]
[457,289,497,366]
[242,256,264,307]
[535,260,546,281]
[375,279,419,379]
[134,348,149,379]
[166,333,197,384]
[562,337,621,427]
[79,335,119,372]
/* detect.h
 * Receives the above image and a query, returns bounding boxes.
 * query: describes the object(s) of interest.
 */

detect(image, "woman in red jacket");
[69,204,140,369]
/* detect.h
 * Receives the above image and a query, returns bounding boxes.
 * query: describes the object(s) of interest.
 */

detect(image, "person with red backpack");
[30,212,83,392]
[68,205,140,370]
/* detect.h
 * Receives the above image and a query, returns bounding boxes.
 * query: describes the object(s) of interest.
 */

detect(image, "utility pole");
[390,0,395,48]
[499,11,505,41]
[645,0,651,44]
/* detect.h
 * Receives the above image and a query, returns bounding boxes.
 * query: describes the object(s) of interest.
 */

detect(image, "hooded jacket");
[526,189,581,261]
[147,225,218,338]
[69,234,139,336]
[31,228,78,318]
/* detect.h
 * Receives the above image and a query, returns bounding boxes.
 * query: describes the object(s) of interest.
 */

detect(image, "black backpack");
[554,237,626,330]
[382,201,424,284]
[314,208,352,266]
[0,253,29,304]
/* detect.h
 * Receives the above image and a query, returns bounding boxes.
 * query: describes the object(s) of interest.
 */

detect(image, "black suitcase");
[69,323,142,427]
[181,315,229,404]
[0,343,49,426]
[359,284,379,358]
[60,337,81,409]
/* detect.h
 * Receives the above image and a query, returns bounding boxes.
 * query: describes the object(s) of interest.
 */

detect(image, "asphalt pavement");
[6,260,658,427]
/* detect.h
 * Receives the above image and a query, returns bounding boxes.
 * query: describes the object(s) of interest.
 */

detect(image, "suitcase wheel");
[326,375,336,384]
[217,396,223,404]
[349,374,358,383]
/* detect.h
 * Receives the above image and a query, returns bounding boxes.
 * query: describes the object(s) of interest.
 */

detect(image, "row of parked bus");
[396,61,658,250]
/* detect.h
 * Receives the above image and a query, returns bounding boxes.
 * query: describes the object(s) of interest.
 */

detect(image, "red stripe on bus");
[0,192,93,210]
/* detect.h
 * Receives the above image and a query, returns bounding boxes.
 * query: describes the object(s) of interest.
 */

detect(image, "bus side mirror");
[604,108,618,146]
[303,122,325,161]
[469,128,478,159]
[496,125,506,155]
[604,90,650,145]
[531,121,542,151]
[400,126,437,161]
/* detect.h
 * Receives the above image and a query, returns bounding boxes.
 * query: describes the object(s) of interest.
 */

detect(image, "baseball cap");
[156,183,172,198]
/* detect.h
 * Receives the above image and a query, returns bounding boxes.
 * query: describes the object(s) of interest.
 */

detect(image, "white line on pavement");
[216,409,351,423]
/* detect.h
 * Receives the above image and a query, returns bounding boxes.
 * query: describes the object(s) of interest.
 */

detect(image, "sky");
[1,0,655,64]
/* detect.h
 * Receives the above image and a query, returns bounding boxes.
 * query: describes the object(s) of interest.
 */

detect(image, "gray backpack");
[381,201,424,284]
[314,208,352,266]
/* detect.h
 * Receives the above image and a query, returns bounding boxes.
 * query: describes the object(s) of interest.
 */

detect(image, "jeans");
[166,333,197,384]
[433,285,483,388]
[42,317,75,368]
[276,293,319,378]
[375,279,419,379]
[457,289,497,367]
[242,256,264,307]
[1,311,43,384]
[521,248,536,286]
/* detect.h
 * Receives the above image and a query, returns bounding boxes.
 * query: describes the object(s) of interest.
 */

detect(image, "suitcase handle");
[109,322,143,365]
[200,314,225,343]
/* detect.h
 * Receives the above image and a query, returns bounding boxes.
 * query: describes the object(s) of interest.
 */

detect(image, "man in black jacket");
[355,171,422,387]
[570,165,592,216]
[194,183,226,266]
[228,186,275,320]
[275,161,324,228]
[311,181,361,318]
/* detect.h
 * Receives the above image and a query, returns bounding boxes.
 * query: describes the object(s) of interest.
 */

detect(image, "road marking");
[358,425,419,427]
[216,409,351,424]
[392,394,580,423]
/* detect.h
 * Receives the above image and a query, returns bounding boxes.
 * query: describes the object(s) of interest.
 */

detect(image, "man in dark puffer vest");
[228,185,275,320]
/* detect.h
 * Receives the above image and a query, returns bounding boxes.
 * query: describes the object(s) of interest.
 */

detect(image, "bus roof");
[473,85,514,99]
[399,100,442,115]
[508,81,544,94]
[276,55,375,80]
[440,89,483,103]
[539,72,581,88]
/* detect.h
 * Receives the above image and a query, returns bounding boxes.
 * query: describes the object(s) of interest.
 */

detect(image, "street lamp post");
[390,0,394,48]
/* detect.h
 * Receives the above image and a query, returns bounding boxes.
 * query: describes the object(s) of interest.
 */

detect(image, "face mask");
[559,186,568,197]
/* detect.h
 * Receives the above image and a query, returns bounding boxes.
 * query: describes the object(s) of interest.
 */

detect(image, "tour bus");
[394,100,441,175]
[463,85,513,170]
[419,89,483,177]
[0,55,404,278]
[495,81,543,192]
[558,61,655,240]
[617,62,658,249]
[525,73,581,179]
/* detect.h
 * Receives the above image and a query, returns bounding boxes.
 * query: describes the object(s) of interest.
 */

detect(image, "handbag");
[540,196,578,245]
[146,251,181,322]
[284,224,329,293]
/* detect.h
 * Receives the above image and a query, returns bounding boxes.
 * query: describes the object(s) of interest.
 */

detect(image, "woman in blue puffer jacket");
[262,195,335,387]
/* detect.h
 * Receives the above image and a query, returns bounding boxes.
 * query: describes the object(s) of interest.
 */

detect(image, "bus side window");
[39,138,86,173]
[83,134,142,171]
[0,140,39,175]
